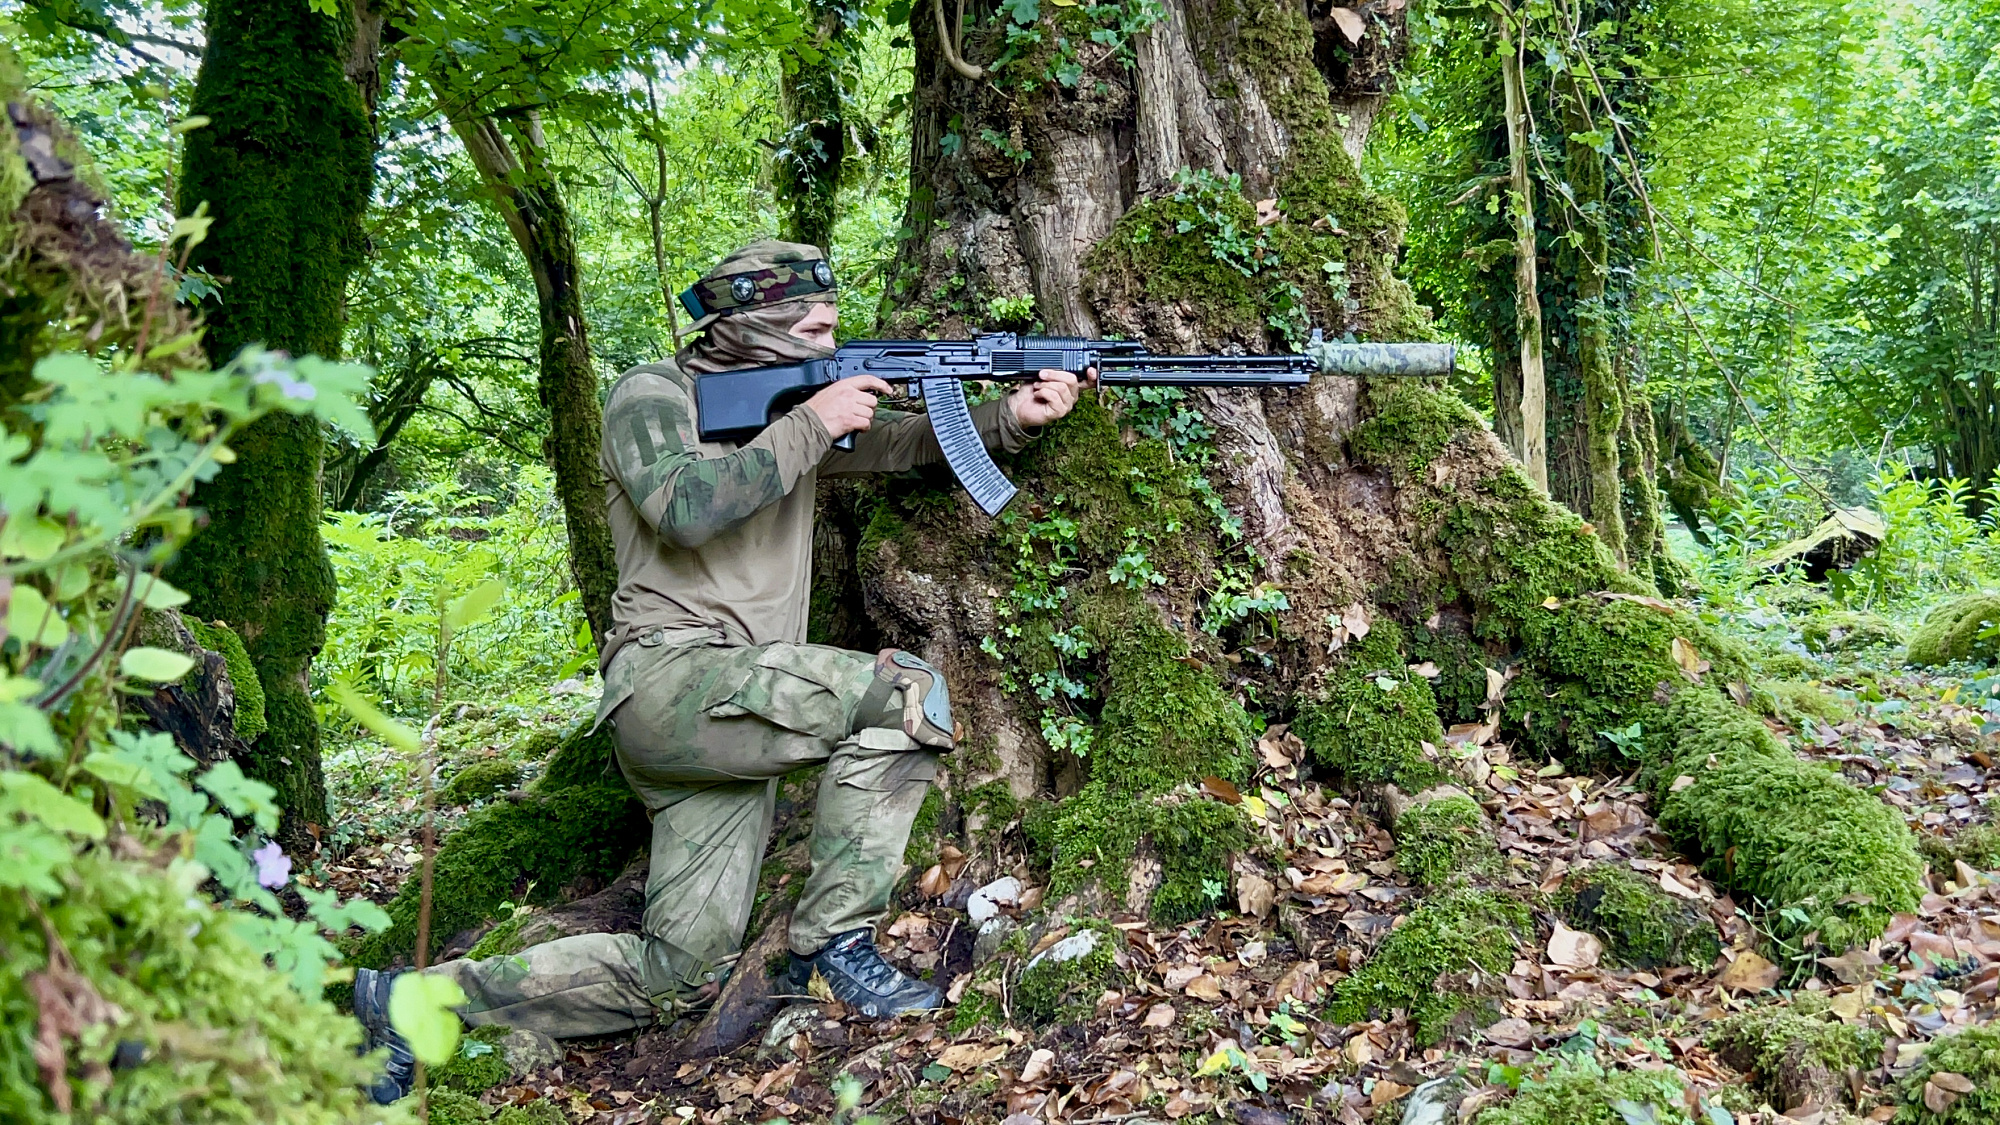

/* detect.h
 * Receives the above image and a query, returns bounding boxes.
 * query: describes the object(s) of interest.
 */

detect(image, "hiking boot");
[787,927,944,1019]
[352,967,417,1104]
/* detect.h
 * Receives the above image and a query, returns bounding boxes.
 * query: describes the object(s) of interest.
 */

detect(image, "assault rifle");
[694,331,1455,516]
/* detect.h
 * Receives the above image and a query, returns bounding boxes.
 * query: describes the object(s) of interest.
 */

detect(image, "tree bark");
[167,0,375,848]
[1496,2,1547,493]
[442,104,618,645]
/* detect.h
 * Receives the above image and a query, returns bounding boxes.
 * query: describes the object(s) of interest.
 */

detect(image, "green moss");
[1919,824,2000,879]
[1083,594,1254,795]
[1014,925,1119,1025]
[1394,794,1498,887]
[1894,1025,2000,1124]
[1471,1059,1691,1125]
[1081,195,1263,344]
[1906,594,2000,666]
[1510,598,1750,766]
[1346,379,1486,480]
[1709,1000,1880,1113]
[1755,651,1826,681]
[1294,621,1452,791]
[426,1088,492,1125]
[350,728,646,967]
[1763,680,1856,727]
[433,1024,513,1095]
[1029,783,1252,924]
[1557,864,1719,969]
[1655,689,1923,951]
[1326,887,1528,1043]
[493,1102,565,1125]
[905,786,946,868]
[1800,610,1903,654]
[465,909,538,960]
[962,780,1020,833]
[186,618,268,741]
[440,760,524,806]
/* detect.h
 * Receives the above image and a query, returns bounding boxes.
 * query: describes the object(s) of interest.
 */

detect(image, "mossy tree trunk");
[828,0,1920,968]
[777,4,849,255]
[167,0,375,847]
[441,103,618,645]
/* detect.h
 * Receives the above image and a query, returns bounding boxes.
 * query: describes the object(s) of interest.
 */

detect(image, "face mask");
[679,299,836,375]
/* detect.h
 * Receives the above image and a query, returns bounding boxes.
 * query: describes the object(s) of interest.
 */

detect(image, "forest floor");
[312,610,2000,1125]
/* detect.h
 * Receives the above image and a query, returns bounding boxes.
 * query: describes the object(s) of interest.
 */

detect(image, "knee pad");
[869,649,955,749]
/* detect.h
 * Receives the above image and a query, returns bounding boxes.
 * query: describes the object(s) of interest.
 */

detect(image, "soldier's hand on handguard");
[806,374,894,438]
[1010,366,1096,428]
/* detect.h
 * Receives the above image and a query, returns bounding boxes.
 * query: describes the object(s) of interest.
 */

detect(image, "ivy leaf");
[389,972,469,1066]
[136,575,191,610]
[0,674,60,758]
[121,646,195,682]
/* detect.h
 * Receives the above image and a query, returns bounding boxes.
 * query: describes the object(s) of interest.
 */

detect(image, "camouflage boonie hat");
[678,240,837,332]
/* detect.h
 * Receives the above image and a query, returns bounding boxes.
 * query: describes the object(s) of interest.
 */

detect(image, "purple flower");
[253,841,292,889]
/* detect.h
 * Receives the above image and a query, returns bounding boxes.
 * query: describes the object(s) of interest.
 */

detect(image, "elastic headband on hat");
[678,259,836,322]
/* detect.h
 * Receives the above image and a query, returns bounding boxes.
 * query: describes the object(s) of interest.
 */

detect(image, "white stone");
[965,876,1022,924]
[1022,929,1099,974]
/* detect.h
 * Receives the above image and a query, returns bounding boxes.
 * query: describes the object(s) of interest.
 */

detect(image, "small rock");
[1022,928,1098,973]
[966,876,1022,924]
[973,916,1016,964]
[758,1003,823,1059]
[499,1027,561,1077]
[1399,1076,1468,1125]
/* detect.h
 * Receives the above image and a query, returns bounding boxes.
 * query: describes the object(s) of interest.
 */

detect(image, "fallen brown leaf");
[1547,922,1603,970]
[1019,1047,1056,1085]
[1715,950,1781,992]
[1237,874,1275,919]
[1142,1003,1176,1028]
[936,1042,1008,1072]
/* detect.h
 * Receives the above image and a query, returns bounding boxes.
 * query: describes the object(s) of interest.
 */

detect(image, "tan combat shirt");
[594,358,1033,726]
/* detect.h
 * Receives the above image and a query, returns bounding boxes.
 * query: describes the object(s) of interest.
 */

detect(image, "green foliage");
[1557,864,1720,969]
[349,726,647,967]
[1893,1025,2000,1124]
[1655,688,1923,952]
[0,850,410,1124]
[1325,887,1528,1043]
[1395,793,1499,887]
[318,470,591,716]
[1027,783,1253,925]
[1906,594,2000,667]
[1472,1058,1695,1125]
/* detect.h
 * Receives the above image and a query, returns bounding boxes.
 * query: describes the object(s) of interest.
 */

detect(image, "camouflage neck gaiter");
[678,301,835,375]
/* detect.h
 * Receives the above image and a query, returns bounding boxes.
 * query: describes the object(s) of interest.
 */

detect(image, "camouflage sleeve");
[821,397,1033,477]
[603,377,828,549]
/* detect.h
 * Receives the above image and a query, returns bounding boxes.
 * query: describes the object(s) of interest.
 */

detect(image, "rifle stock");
[694,331,1454,515]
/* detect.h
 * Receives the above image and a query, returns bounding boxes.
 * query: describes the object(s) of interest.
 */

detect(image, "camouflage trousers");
[426,640,941,1039]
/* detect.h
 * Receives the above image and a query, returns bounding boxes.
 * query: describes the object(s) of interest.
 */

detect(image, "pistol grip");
[834,433,856,452]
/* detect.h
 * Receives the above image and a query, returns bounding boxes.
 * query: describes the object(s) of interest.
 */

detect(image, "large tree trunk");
[167,0,375,848]
[832,0,1919,960]
[443,106,619,645]
[777,7,849,254]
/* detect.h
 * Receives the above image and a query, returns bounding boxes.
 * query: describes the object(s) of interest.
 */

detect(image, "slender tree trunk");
[1496,2,1547,493]
[443,104,618,644]
[168,0,375,847]
[1563,79,1625,564]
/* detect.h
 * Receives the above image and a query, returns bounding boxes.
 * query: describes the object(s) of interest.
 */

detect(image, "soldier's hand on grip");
[806,375,893,439]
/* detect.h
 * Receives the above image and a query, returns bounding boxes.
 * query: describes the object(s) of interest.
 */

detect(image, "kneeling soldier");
[355,240,1088,1102]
